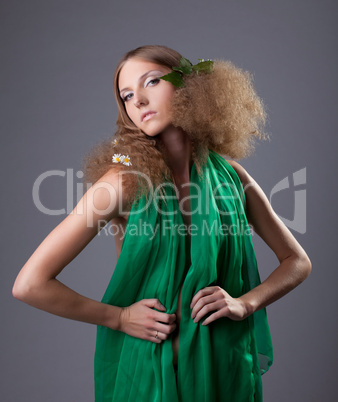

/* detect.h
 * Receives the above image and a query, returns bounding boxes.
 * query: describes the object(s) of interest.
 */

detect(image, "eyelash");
[122,78,160,103]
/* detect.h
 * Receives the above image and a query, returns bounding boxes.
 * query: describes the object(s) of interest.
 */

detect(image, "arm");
[190,160,312,324]
[228,160,312,316]
[12,167,128,331]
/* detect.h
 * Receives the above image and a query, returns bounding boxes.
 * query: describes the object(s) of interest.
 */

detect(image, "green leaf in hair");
[159,57,214,87]
[159,71,185,88]
[192,60,214,74]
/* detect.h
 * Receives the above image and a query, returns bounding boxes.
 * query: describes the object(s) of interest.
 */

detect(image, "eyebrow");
[119,70,164,96]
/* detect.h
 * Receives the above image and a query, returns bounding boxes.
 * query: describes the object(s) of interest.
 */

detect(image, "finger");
[155,299,166,311]
[151,331,163,343]
[144,298,166,311]
[156,321,177,335]
[201,310,221,326]
[150,329,164,343]
[156,311,176,324]
[193,300,220,323]
[191,294,216,318]
[190,287,215,309]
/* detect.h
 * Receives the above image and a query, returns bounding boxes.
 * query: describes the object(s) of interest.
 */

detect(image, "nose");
[133,90,148,108]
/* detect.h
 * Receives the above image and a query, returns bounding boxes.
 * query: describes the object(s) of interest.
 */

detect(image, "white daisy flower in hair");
[112,153,122,163]
[121,155,132,166]
[112,138,118,146]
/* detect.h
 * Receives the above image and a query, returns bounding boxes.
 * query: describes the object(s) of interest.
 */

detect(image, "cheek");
[125,106,137,123]
[161,88,175,111]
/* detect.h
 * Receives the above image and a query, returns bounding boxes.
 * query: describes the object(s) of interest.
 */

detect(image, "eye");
[121,78,160,103]
[147,78,160,86]
[122,93,132,102]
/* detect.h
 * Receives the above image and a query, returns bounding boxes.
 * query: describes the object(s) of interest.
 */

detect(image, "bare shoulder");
[225,159,310,264]
[96,166,132,220]
[12,166,131,293]
[224,159,254,188]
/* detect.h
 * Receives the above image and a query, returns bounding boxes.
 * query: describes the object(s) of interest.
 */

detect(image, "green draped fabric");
[94,149,273,401]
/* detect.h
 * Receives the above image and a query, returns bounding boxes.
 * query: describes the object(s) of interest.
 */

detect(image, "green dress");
[94,149,273,401]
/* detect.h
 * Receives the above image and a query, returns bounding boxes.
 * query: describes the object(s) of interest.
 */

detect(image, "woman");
[12,45,311,401]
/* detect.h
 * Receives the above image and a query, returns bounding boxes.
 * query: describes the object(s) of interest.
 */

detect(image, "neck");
[157,126,193,181]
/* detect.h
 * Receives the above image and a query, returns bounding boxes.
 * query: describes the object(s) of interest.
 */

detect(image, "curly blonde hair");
[81,44,270,207]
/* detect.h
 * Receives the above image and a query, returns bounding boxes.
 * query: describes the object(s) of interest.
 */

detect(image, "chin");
[141,125,166,137]
[147,122,174,137]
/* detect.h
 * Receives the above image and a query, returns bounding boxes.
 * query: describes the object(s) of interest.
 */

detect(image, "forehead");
[118,58,168,90]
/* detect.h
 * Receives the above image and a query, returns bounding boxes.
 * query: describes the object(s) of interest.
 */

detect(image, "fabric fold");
[94,149,273,401]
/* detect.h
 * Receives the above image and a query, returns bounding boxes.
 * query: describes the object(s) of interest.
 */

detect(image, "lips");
[141,111,157,122]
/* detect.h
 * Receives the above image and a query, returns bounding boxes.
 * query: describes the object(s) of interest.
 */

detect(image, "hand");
[118,299,177,343]
[190,286,252,325]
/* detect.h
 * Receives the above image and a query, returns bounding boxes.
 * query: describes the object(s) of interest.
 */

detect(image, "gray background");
[1,0,337,401]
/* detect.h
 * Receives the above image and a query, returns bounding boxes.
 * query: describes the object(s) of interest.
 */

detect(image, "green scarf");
[94,149,273,401]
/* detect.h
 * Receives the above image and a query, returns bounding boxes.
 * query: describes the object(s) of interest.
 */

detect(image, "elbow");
[304,255,312,278]
[284,252,312,286]
[12,278,27,301]
[12,276,36,302]
[297,253,312,282]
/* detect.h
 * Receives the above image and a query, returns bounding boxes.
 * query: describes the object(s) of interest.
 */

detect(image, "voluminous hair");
[81,45,270,207]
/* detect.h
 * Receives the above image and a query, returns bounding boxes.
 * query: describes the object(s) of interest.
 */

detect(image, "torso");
[171,181,191,366]
[111,178,191,368]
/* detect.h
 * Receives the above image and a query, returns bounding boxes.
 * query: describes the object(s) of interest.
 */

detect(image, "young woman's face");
[118,58,175,136]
